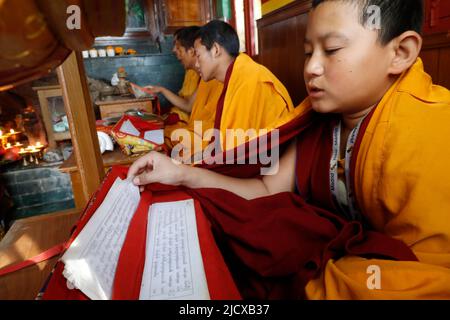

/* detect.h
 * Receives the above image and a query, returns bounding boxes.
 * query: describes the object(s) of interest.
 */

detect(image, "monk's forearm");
[181,166,270,200]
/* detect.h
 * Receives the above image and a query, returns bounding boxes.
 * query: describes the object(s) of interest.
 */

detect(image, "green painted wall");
[216,0,232,20]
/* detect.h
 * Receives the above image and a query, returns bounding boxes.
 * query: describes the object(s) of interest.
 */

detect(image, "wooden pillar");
[57,51,104,205]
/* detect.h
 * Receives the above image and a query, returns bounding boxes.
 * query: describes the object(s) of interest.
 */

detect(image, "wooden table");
[59,147,140,209]
[0,209,81,300]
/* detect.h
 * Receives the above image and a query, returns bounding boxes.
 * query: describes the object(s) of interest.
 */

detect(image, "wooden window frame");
[231,0,258,58]
[243,0,256,57]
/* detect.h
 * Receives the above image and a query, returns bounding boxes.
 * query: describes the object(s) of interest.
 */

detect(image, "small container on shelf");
[115,47,124,56]
[89,49,98,58]
[127,49,137,55]
[106,46,115,57]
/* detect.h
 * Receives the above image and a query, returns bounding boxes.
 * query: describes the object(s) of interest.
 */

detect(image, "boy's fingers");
[133,170,157,186]
[127,153,155,179]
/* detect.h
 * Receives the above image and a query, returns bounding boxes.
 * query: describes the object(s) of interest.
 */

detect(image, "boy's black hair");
[173,27,184,40]
[195,20,240,58]
[312,0,424,44]
[177,26,201,50]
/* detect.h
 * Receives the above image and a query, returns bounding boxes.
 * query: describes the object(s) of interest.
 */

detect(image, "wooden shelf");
[59,147,139,173]
[95,96,154,106]
[96,97,154,120]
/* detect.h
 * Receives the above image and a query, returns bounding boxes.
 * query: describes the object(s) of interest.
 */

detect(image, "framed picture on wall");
[124,0,151,37]
[95,0,158,43]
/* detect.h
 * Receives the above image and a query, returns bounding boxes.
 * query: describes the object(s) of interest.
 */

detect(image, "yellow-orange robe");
[165,79,223,152]
[170,69,201,122]
[178,68,200,99]
[217,53,299,151]
[305,58,450,299]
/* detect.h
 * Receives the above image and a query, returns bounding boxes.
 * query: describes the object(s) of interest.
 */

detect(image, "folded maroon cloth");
[164,113,183,126]
[185,188,417,299]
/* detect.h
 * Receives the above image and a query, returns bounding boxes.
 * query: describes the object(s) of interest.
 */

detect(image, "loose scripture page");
[120,119,140,136]
[144,129,164,145]
[139,199,210,300]
[61,177,140,300]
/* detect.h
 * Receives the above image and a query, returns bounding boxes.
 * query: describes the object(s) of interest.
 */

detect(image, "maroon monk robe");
[184,110,418,299]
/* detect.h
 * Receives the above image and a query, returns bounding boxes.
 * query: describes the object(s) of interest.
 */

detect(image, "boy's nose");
[305,55,325,78]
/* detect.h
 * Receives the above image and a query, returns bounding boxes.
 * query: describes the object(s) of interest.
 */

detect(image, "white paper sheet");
[139,199,210,300]
[120,119,140,136]
[61,177,140,300]
[144,129,164,145]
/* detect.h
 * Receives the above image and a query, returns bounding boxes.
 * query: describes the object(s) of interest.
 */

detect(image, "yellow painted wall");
[261,0,295,15]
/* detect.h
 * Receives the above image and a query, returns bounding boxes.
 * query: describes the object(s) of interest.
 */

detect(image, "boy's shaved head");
[177,26,201,50]
[312,0,424,44]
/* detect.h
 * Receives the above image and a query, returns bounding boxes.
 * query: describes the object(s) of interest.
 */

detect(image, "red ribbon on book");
[0,243,65,277]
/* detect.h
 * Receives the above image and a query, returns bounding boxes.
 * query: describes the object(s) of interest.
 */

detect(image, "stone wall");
[0,165,75,222]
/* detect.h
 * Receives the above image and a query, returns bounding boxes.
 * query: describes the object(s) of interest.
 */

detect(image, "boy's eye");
[304,51,313,57]
[324,48,341,55]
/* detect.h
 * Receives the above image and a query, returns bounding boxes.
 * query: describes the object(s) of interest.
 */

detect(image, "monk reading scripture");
[128,0,450,299]
[148,26,201,123]
[174,28,201,103]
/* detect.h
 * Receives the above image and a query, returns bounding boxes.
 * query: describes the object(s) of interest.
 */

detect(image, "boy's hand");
[127,151,186,191]
[145,85,165,94]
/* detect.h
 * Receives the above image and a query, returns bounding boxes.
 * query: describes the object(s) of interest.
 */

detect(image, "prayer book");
[60,177,209,300]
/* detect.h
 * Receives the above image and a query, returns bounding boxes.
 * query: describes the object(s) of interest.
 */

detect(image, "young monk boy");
[165,20,298,157]
[193,20,298,152]
[128,0,450,299]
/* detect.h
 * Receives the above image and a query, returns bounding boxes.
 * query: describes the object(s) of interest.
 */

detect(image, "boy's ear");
[187,47,195,57]
[388,31,423,75]
[211,42,222,58]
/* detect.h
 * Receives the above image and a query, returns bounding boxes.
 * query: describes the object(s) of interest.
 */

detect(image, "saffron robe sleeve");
[305,59,450,299]
[178,68,200,100]
[218,53,300,151]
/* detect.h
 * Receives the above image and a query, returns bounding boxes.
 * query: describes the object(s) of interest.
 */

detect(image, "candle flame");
[6,143,11,148]
[10,129,15,134]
